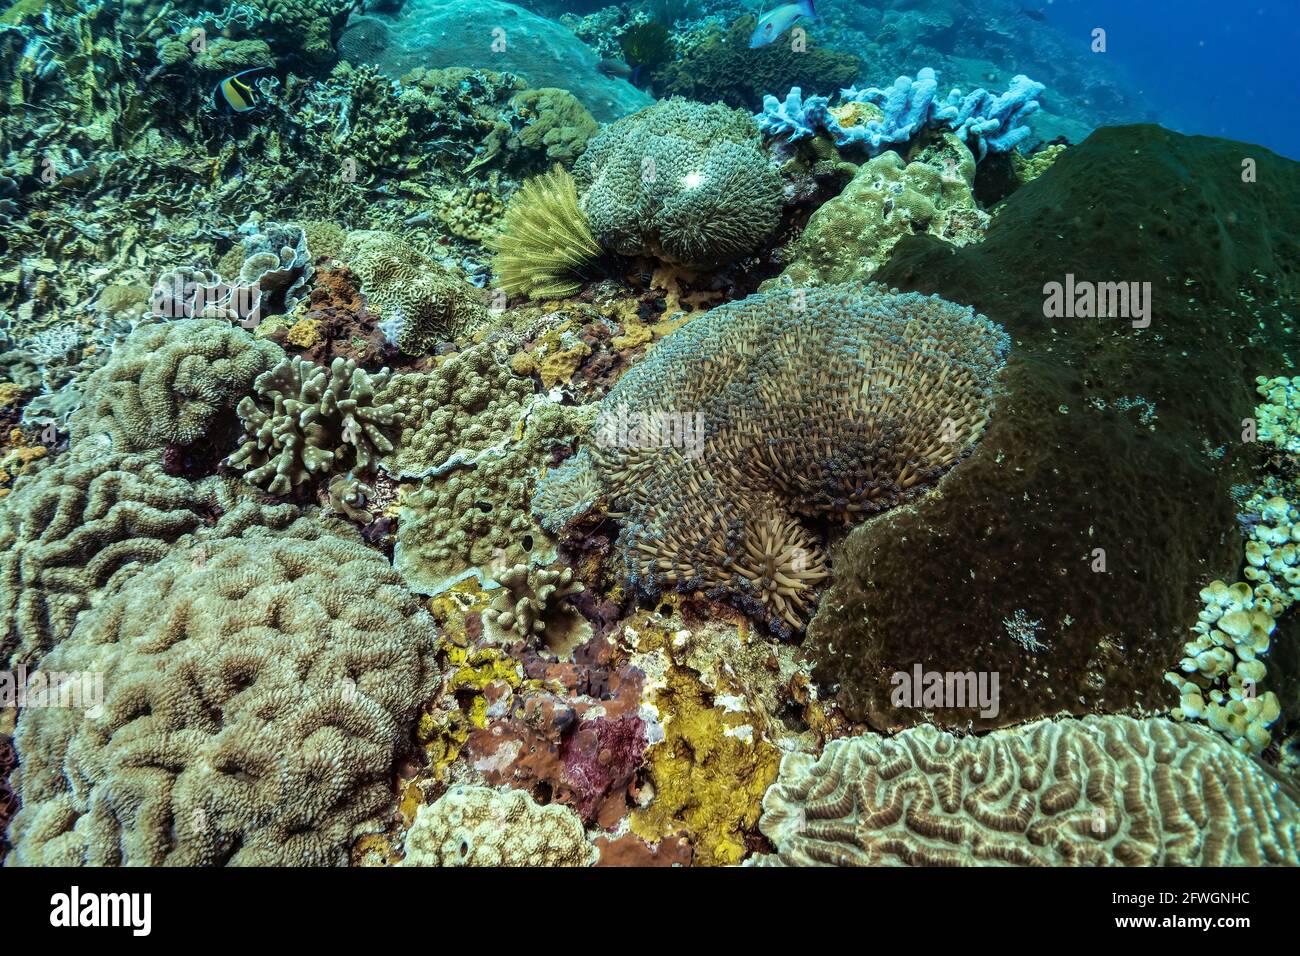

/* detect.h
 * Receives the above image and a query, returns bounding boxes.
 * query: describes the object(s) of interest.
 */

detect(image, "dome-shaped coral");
[574,98,784,268]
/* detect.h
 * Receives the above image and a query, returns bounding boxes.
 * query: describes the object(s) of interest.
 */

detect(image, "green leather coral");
[229,355,402,496]
[574,97,784,267]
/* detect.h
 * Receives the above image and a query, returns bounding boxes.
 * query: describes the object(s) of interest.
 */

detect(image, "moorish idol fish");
[214,67,272,114]
[749,1,818,48]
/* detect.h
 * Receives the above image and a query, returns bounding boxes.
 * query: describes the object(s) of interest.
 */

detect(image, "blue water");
[1042,0,1300,158]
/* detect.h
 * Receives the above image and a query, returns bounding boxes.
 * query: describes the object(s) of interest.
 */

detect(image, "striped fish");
[214,68,271,113]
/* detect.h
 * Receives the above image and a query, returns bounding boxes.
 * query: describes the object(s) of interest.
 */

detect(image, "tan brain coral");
[749,715,1300,867]
[7,521,441,866]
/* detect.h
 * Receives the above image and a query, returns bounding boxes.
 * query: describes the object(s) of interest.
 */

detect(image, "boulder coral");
[575,98,784,268]
[71,319,282,453]
[7,521,441,866]
[342,230,490,355]
[748,715,1300,866]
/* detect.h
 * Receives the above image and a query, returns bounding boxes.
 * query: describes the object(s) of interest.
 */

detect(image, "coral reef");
[399,785,595,867]
[749,715,1300,866]
[342,230,490,354]
[552,284,1008,633]
[763,133,988,288]
[71,320,282,453]
[8,522,441,866]
[575,98,784,267]
[228,356,402,497]
[491,166,602,300]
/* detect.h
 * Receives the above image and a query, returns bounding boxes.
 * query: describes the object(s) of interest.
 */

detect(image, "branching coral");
[491,166,602,300]
[551,285,1009,632]
[399,785,595,867]
[748,715,1300,866]
[71,319,282,452]
[482,562,585,644]
[574,98,784,267]
[7,521,441,866]
[228,355,402,496]
[342,230,490,354]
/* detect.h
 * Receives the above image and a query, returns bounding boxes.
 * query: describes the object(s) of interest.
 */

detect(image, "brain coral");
[341,230,490,355]
[71,319,283,453]
[399,785,596,867]
[8,521,441,866]
[748,715,1300,866]
[553,284,1008,632]
[574,98,784,267]
[0,449,298,668]
[229,355,402,496]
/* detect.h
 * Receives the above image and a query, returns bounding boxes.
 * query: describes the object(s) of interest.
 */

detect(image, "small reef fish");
[214,67,272,114]
[596,58,633,79]
[749,1,818,48]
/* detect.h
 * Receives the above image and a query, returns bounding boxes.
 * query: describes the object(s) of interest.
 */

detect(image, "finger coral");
[399,785,595,867]
[482,562,585,645]
[71,319,283,453]
[748,715,1300,866]
[229,355,402,497]
[7,521,441,866]
[491,165,603,301]
[341,230,490,355]
[552,284,1009,632]
[575,97,784,268]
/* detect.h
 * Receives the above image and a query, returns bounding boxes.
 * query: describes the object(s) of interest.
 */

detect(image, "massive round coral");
[7,521,441,866]
[574,98,784,268]
[543,284,1009,632]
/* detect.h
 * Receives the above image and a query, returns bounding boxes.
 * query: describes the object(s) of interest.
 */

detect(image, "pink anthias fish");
[749,0,819,48]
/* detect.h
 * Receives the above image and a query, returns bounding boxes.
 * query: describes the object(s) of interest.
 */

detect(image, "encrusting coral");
[341,230,490,355]
[763,133,989,289]
[71,319,282,452]
[491,165,603,301]
[747,715,1300,866]
[549,284,1009,633]
[7,521,442,866]
[399,785,596,867]
[229,355,402,497]
[575,97,784,267]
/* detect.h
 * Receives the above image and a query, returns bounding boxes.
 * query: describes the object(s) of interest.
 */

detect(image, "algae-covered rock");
[811,125,1300,731]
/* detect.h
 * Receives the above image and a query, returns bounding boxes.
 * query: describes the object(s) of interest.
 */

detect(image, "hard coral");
[749,715,1300,866]
[575,97,783,268]
[399,785,595,867]
[342,230,490,355]
[8,521,441,866]
[71,319,282,453]
[482,562,585,647]
[229,355,402,496]
[554,284,1009,633]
